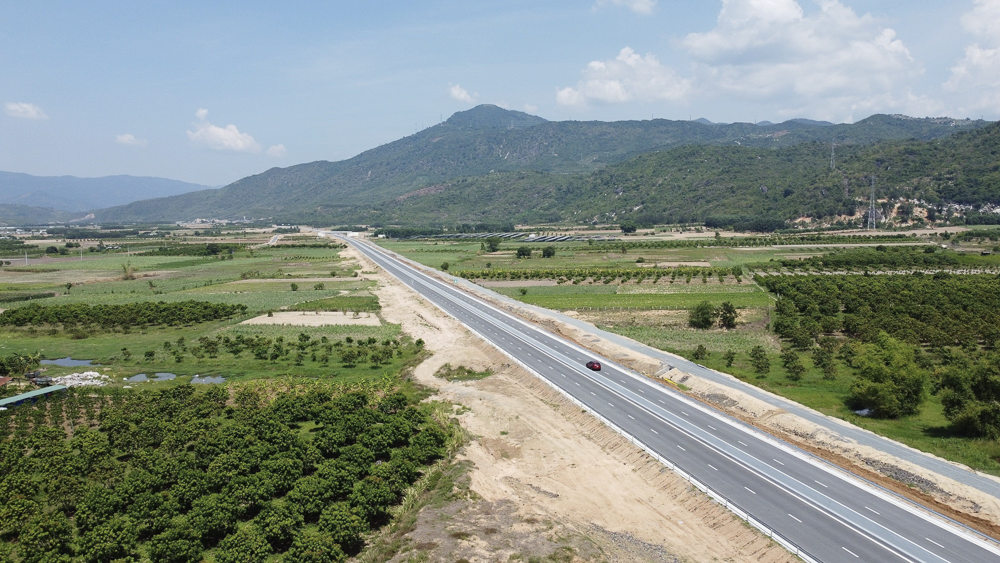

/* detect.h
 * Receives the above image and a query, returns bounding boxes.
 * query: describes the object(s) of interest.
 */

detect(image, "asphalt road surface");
[327,233,1000,563]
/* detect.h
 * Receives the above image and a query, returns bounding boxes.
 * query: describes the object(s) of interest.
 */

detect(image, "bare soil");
[240,311,381,326]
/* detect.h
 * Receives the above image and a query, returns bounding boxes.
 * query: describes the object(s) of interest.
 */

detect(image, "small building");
[0,385,68,409]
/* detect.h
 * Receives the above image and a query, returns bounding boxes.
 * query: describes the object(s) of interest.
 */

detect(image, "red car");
[585,361,602,371]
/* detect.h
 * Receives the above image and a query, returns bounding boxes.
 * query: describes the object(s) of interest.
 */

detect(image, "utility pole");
[867,177,877,230]
[830,142,836,170]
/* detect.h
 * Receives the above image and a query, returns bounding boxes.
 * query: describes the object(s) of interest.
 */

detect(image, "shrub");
[688,301,718,329]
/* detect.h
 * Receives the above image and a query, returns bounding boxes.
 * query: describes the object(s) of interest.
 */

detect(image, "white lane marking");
[773,459,785,466]
[677,445,686,451]
[620,379,626,384]
[708,464,717,471]
[926,538,945,549]
[681,411,689,417]
[628,415,634,420]
[608,403,614,407]
[864,506,880,515]
[590,392,595,396]
[708,425,716,431]
[658,400,665,404]
[788,514,802,523]
[650,429,658,434]
[815,480,828,488]
[744,487,756,495]
[842,547,859,558]
[574,382,580,386]
[737,440,748,446]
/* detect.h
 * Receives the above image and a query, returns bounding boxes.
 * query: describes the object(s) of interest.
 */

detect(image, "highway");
[327,233,1000,563]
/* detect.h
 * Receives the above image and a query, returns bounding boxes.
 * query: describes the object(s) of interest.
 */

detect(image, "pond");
[191,375,225,384]
[41,357,98,367]
[126,373,178,382]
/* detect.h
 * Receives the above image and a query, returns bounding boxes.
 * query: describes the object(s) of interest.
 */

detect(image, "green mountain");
[96,106,987,223]
[354,120,1000,227]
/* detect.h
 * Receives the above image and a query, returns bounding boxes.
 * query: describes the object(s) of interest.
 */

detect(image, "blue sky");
[2,0,999,187]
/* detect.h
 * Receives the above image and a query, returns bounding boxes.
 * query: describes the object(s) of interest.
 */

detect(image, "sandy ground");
[232,277,355,283]
[654,261,713,267]
[240,311,381,326]
[341,244,797,563]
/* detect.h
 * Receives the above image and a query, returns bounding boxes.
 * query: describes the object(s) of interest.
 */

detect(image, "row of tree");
[0,383,450,562]
[0,301,248,329]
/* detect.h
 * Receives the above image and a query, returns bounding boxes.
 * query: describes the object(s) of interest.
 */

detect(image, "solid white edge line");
[335,234,1000,557]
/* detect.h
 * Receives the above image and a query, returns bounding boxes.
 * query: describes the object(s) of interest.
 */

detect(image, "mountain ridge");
[94,105,990,223]
[0,171,214,213]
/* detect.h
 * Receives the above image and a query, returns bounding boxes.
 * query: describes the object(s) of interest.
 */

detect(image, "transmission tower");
[867,177,877,230]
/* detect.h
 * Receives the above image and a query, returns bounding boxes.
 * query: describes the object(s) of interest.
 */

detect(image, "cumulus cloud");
[115,134,147,147]
[596,0,657,15]
[944,0,1000,115]
[186,108,262,153]
[558,0,933,120]
[556,47,692,108]
[449,84,475,104]
[266,144,287,158]
[5,102,48,120]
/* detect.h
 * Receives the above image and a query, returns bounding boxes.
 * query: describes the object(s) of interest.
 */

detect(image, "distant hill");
[0,172,214,212]
[0,204,76,226]
[356,120,1000,227]
[96,105,987,223]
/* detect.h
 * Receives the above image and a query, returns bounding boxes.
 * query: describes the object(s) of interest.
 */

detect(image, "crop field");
[0,239,395,384]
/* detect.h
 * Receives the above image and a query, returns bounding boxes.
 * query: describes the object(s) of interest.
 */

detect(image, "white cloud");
[5,102,48,120]
[115,133,147,147]
[558,0,934,120]
[596,0,657,15]
[186,108,262,153]
[449,84,475,104]
[556,47,692,108]
[266,144,287,158]
[944,0,1000,116]
[524,103,539,113]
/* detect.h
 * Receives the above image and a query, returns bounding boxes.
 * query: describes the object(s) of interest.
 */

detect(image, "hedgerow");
[0,301,248,329]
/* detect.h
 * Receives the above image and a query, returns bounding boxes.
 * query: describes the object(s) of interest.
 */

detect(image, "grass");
[433,363,493,381]
[289,295,381,312]
[495,286,772,310]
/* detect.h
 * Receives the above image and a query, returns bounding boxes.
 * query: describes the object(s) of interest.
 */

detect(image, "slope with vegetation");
[95,106,987,224]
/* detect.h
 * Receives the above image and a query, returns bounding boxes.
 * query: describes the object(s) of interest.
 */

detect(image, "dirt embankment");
[342,245,796,562]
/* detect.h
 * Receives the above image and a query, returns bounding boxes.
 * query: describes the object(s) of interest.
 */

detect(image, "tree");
[255,501,304,552]
[79,516,138,563]
[692,344,709,360]
[620,220,638,233]
[723,350,737,367]
[780,349,806,381]
[516,246,532,258]
[318,502,367,553]
[688,301,718,329]
[18,513,75,563]
[440,262,449,271]
[718,301,738,329]
[485,237,502,252]
[147,523,203,563]
[542,245,556,258]
[290,283,299,291]
[286,530,347,563]
[749,345,770,375]
[847,333,926,418]
[215,525,272,563]
[314,283,325,290]
[939,352,1000,437]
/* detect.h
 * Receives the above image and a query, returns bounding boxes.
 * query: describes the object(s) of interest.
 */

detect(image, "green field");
[494,284,772,310]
